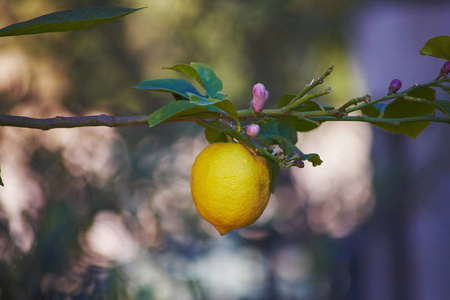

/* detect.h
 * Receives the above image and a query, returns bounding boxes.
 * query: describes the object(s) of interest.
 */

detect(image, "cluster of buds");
[245,83,269,137]
[435,61,450,80]
[249,83,269,113]
[387,79,402,95]
[272,146,305,168]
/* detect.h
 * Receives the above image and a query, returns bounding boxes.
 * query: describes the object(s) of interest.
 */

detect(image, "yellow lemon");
[190,142,271,235]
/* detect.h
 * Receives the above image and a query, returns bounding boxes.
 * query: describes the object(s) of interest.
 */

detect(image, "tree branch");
[0,114,149,130]
[0,102,449,131]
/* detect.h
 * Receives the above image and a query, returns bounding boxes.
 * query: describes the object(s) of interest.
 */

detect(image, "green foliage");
[377,97,435,139]
[264,157,280,194]
[0,7,145,37]
[165,63,225,99]
[277,94,333,132]
[147,101,223,127]
[257,118,322,167]
[0,5,449,193]
[360,87,448,139]
[134,78,204,99]
[434,100,450,116]
[419,35,450,61]
[135,43,449,190]
[204,123,229,144]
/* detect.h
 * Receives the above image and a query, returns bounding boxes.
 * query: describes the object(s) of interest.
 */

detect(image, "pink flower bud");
[435,61,450,80]
[245,124,260,137]
[387,79,402,95]
[250,83,269,113]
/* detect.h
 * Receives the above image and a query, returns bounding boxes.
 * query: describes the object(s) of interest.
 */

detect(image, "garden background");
[0,0,449,299]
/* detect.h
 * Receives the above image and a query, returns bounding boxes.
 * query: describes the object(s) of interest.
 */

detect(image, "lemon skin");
[190,142,271,235]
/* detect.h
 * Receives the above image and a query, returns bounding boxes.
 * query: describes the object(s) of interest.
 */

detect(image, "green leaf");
[361,103,388,118]
[277,94,332,112]
[148,101,222,127]
[256,119,322,168]
[287,119,320,132]
[376,97,435,139]
[216,92,227,101]
[204,123,229,144]
[213,100,240,130]
[277,94,296,108]
[191,63,223,98]
[434,100,450,117]
[165,63,223,98]
[0,7,145,37]
[264,157,280,194]
[258,119,301,160]
[188,93,215,105]
[164,64,203,87]
[187,94,240,129]
[277,94,331,132]
[134,78,203,99]
[419,36,450,61]
[0,163,3,187]
[302,153,323,167]
[408,86,436,101]
[258,118,298,147]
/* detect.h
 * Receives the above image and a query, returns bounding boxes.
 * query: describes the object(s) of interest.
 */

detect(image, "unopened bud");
[249,83,269,113]
[387,79,402,95]
[245,124,260,137]
[435,61,450,80]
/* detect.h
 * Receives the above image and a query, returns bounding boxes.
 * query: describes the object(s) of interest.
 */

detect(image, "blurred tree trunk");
[350,3,450,300]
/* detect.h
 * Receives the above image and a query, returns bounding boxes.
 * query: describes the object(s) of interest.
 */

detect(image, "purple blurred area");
[352,3,450,300]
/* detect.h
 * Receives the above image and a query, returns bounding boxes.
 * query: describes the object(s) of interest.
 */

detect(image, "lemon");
[190,142,271,235]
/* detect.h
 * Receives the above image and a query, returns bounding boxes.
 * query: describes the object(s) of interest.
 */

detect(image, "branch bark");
[0,114,149,130]
[0,109,449,131]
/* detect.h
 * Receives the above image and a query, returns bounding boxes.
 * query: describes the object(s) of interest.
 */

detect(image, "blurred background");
[0,0,449,299]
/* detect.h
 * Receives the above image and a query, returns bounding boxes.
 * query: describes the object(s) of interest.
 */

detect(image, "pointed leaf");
[204,124,229,144]
[361,102,388,118]
[258,119,299,158]
[188,93,214,105]
[434,100,450,117]
[191,63,223,98]
[134,78,203,99]
[258,118,298,146]
[148,101,222,127]
[419,35,450,61]
[257,119,322,167]
[0,7,145,37]
[302,153,323,167]
[213,100,240,129]
[277,94,296,108]
[376,97,435,139]
[408,86,436,101]
[216,92,227,101]
[165,63,223,98]
[164,64,203,88]
[287,119,320,132]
